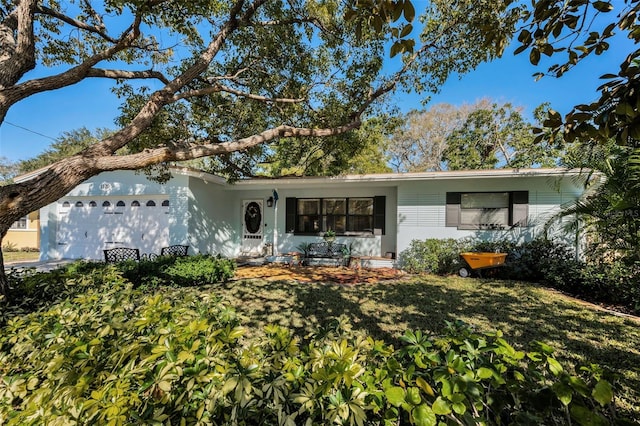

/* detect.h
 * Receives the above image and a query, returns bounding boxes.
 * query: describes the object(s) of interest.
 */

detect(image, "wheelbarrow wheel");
[458,267,470,278]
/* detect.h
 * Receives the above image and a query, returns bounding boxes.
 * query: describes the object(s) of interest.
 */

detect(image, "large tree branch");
[35,4,118,44]
[0,11,144,122]
[0,119,362,232]
[0,0,36,89]
[93,122,364,170]
[81,0,266,158]
[87,68,170,84]
[173,83,305,104]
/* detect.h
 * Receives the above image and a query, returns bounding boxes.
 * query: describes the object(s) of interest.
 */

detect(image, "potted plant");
[323,229,336,243]
[296,242,311,266]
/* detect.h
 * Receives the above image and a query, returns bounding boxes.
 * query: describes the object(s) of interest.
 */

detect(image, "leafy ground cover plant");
[0,281,626,425]
[0,255,236,326]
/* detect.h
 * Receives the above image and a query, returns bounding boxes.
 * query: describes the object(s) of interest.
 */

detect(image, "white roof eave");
[216,168,592,190]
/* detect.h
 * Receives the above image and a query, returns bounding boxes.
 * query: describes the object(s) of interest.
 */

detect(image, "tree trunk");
[0,242,7,298]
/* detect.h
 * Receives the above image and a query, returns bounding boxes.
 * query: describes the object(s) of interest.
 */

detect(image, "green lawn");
[215,274,640,420]
[2,251,39,263]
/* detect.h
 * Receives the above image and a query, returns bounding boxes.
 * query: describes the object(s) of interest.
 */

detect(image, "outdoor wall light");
[266,196,274,207]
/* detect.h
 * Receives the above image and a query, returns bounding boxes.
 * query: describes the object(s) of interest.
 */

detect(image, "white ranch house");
[39,167,589,262]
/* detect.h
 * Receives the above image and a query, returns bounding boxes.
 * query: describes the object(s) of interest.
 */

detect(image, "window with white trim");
[446,191,528,230]
[10,216,27,229]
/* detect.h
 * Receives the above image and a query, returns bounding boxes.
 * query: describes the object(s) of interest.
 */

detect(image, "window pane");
[324,215,346,233]
[461,193,508,209]
[460,208,508,226]
[297,199,319,215]
[323,198,346,215]
[298,215,320,232]
[460,192,509,227]
[348,216,373,232]
[349,198,373,215]
[10,217,27,229]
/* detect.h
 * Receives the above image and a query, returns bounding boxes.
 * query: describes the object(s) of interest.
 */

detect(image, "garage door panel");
[57,198,170,260]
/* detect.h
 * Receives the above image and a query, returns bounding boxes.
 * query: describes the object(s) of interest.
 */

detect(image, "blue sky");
[0,30,633,164]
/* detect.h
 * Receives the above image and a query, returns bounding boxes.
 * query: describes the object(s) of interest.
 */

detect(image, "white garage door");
[57,197,170,260]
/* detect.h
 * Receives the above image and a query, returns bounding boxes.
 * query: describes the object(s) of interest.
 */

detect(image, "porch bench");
[160,244,189,257]
[104,247,140,263]
[305,242,347,267]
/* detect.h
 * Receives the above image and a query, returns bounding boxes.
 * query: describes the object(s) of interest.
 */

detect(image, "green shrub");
[1,262,122,326]
[399,238,468,275]
[19,247,39,253]
[117,255,178,288]
[1,242,17,252]
[0,286,625,425]
[468,237,577,283]
[160,254,236,286]
[579,260,640,311]
[1,256,237,327]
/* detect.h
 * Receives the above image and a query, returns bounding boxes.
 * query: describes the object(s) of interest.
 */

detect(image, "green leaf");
[416,377,435,397]
[385,386,406,407]
[477,367,493,379]
[592,1,614,12]
[570,404,609,426]
[403,1,415,22]
[222,377,238,396]
[532,340,555,354]
[412,403,436,426]
[390,42,402,58]
[547,357,564,376]
[517,29,531,43]
[400,24,413,38]
[432,397,451,415]
[452,402,466,415]
[530,47,541,65]
[406,387,422,405]
[552,382,573,406]
[592,380,613,406]
[514,44,529,55]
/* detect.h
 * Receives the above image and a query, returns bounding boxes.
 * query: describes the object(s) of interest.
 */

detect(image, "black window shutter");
[445,192,461,227]
[373,196,386,235]
[285,197,296,233]
[511,191,529,226]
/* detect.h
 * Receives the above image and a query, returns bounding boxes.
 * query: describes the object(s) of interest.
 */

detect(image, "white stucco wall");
[395,174,585,256]
[187,177,237,257]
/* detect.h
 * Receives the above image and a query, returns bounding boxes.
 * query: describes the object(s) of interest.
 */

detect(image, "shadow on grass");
[215,275,640,420]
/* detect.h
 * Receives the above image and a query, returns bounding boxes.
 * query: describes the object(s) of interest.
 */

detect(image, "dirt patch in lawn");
[233,264,404,285]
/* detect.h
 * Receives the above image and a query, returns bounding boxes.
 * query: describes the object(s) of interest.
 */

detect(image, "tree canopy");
[443,102,562,170]
[387,101,562,172]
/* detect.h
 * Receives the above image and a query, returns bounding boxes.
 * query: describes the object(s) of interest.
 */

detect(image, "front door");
[241,200,263,255]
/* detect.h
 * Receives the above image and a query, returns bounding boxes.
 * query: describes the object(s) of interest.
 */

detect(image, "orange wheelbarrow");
[459,252,507,278]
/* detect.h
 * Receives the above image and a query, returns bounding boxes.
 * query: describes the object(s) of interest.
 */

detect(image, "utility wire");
[4,121,57,141]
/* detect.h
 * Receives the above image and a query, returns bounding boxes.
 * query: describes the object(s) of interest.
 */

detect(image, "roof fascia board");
[228,168,591,189]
